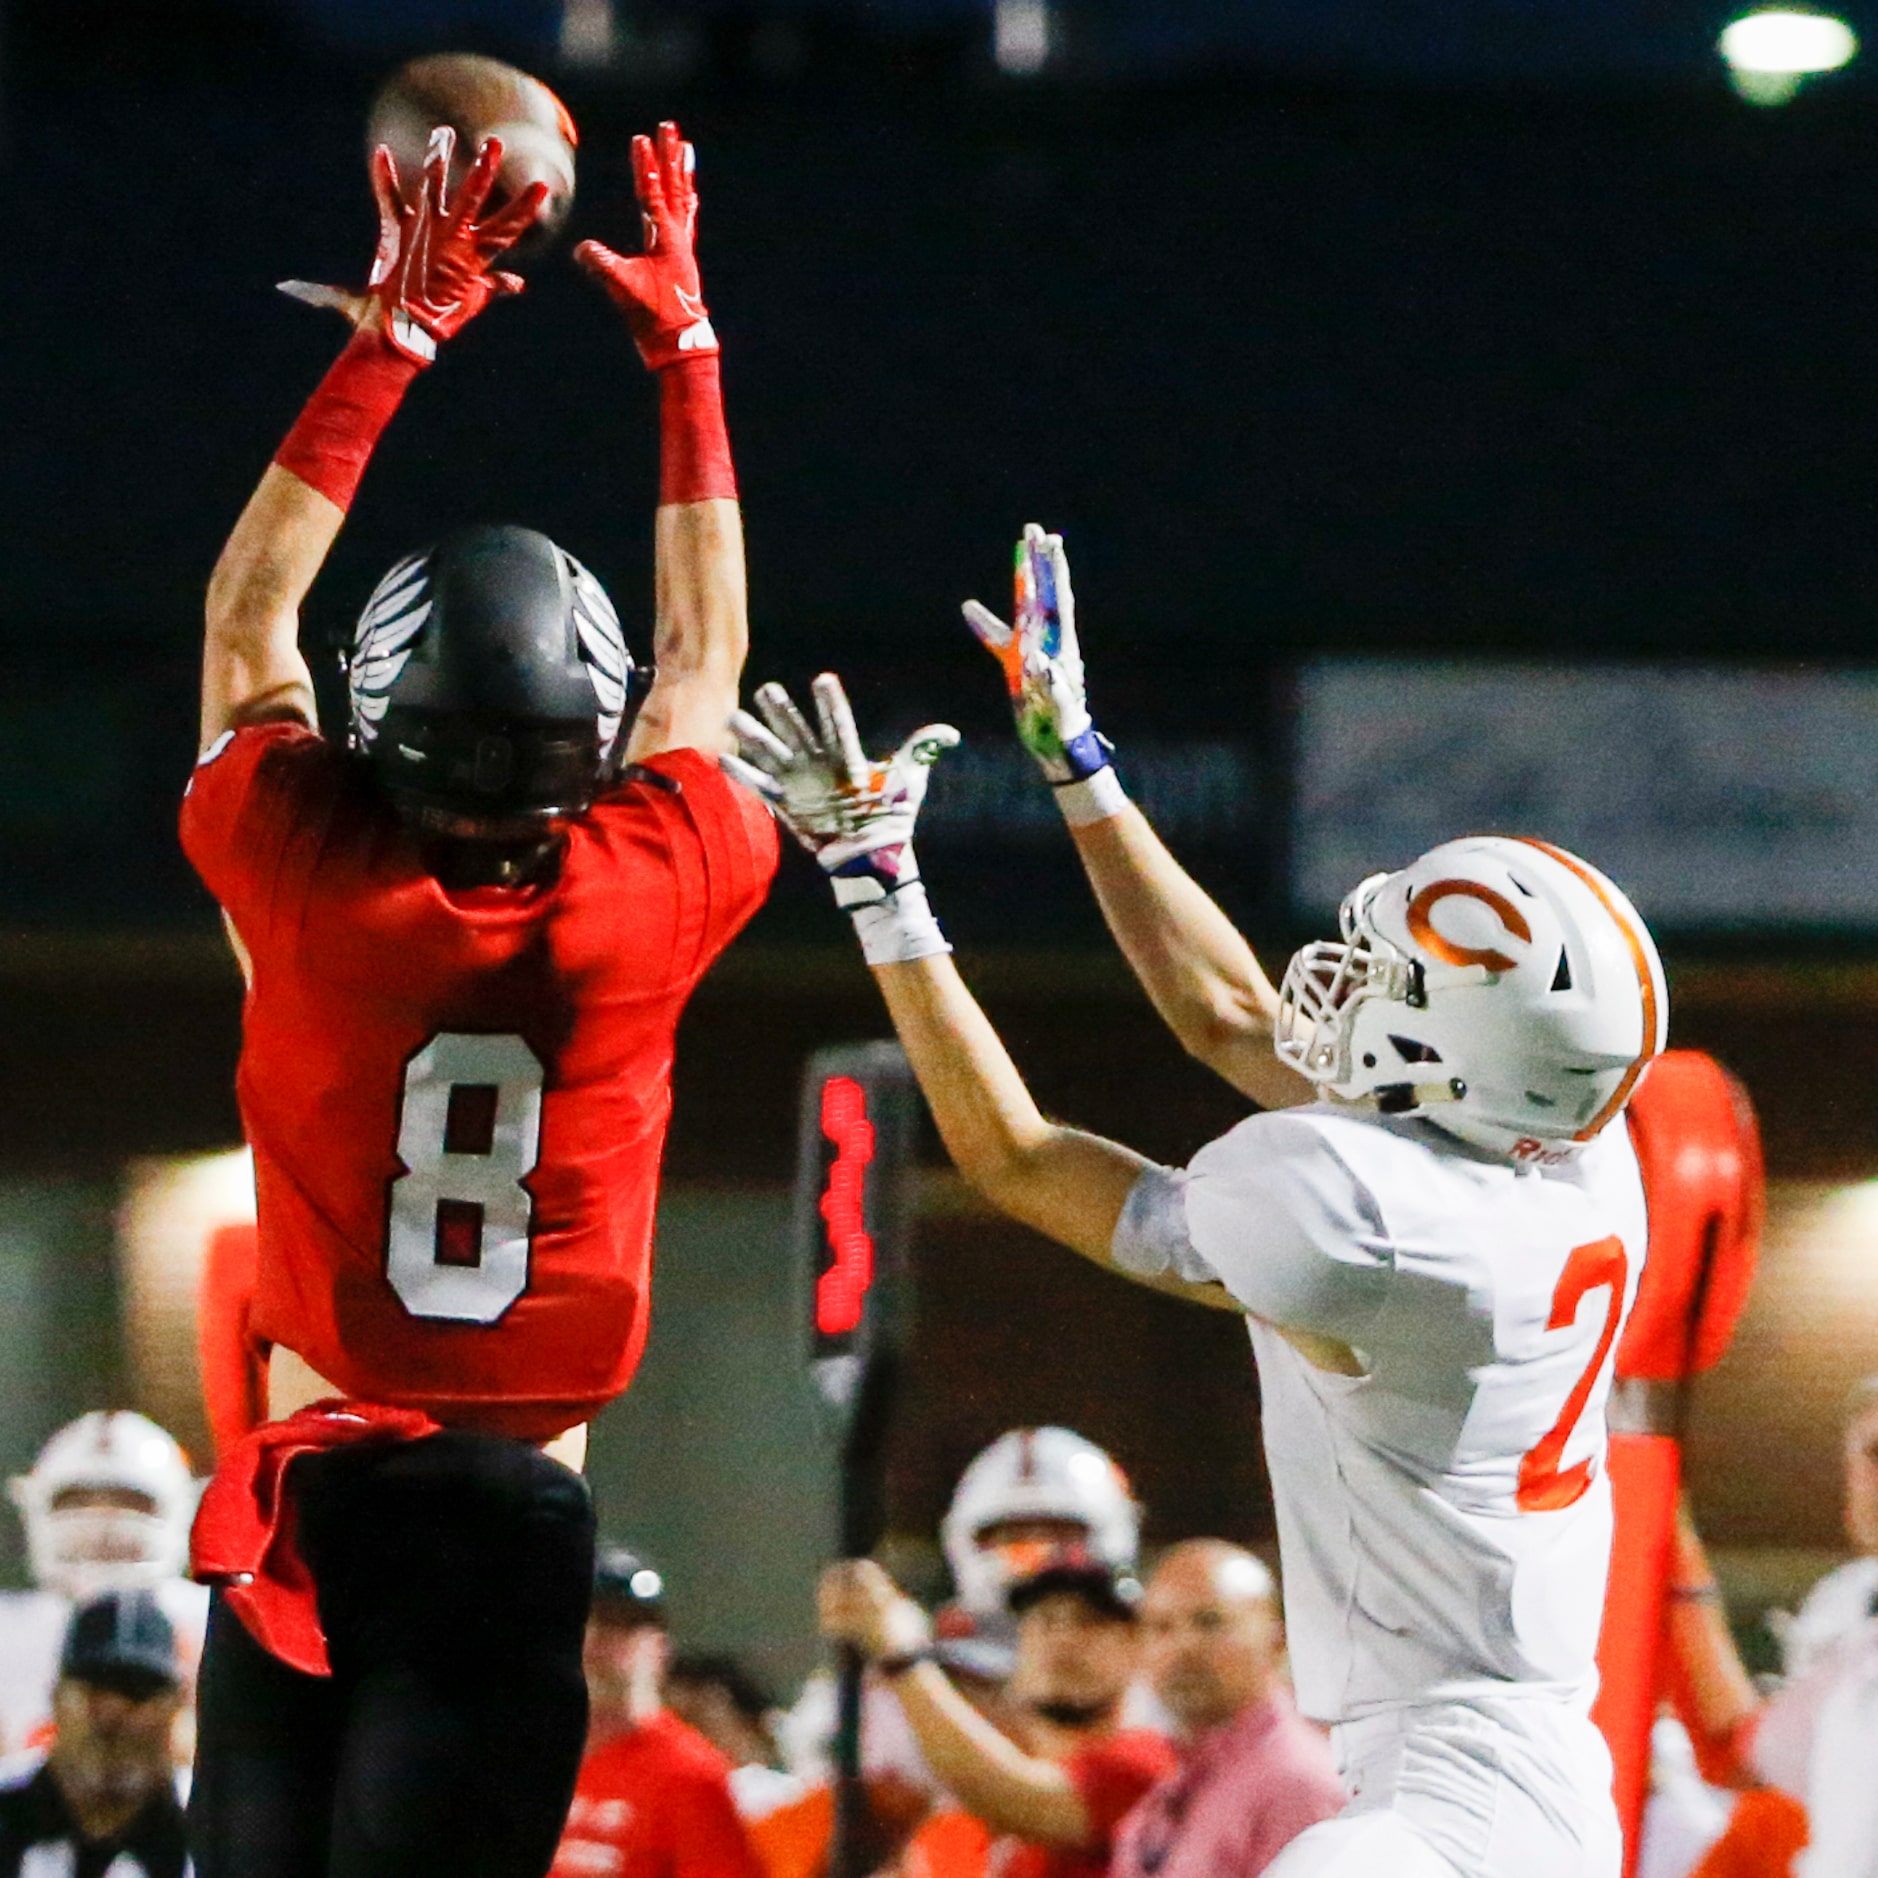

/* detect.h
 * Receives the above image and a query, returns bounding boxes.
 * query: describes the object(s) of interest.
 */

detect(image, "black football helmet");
[345,525,637,836]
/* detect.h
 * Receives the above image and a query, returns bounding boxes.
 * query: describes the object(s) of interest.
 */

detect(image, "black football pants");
[189,1430,595,1878]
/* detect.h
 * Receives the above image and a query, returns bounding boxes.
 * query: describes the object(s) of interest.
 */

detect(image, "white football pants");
[1264,1699,1623,1878]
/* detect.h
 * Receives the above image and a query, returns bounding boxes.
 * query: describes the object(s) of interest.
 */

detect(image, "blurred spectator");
[1639,1713,1734,1878]
[0,1414,206,1759]
[1741,1638,1869,1877]
[782,1429,1140,1791]
[894,1628,1028,1878]
[664,1654,806,1819]
[0,1590,188,1878]
[1688,1793,1810,1878]
[1665,1506,1864,1876]
[745,1631,1015,1878]
[818,1548,1174,1878]
[550,1546,764,1878]
[1776,1376,1878,1676]
[1111,1542,1342,1878]
[941,1430,1141,1625]
[1638,1714,1808,1878]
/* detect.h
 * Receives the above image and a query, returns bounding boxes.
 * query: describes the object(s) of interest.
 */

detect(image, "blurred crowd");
[1,1403,1873,1878]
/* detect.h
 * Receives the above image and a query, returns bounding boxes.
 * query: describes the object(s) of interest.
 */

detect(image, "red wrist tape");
[272,327,421,512]
[658,354,737,506]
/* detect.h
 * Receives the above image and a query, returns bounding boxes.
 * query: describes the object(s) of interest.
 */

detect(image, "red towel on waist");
[190,1398,441,1676]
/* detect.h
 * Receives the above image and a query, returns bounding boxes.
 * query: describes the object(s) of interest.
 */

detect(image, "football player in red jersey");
[179,121,776,1878]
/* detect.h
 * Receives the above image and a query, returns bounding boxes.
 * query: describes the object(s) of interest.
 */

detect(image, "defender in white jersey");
[726,531,1665,1878]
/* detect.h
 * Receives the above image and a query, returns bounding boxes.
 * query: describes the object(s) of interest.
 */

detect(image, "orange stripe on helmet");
[1406,879,1533,972]
[543,83,579,148]
[1509,837,1661,1140]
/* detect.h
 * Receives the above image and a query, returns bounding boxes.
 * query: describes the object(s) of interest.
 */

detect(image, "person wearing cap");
[817,1547,1175,1878]
[549,1545,764,1878]
[0,1590,188,1878]
[1111,1543,1342,1878]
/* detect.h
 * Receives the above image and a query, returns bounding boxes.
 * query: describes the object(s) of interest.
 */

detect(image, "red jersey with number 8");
[181,723,777,1442]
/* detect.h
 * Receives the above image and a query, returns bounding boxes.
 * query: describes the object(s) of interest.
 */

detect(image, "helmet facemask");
[33,1497,177,1602]
[1276,874,1425,1089]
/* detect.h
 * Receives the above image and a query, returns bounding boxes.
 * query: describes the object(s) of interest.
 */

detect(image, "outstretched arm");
[875,951,1155,1269]
[725,677,1240,1312]
[579,123,745,762]
[202,131,544,748]
[202,468,337,745]
[1062,806,1301,1108]
[963,527,1311,1112]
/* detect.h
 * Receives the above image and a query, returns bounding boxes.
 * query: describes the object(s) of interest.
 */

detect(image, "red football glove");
[576,121,719,371]
[280,127,548,367]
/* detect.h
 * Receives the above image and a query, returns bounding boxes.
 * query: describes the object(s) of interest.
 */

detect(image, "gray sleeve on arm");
[1111,1166,1223,1287]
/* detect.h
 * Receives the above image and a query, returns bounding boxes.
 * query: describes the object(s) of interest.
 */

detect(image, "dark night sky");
[9,0,1878,921]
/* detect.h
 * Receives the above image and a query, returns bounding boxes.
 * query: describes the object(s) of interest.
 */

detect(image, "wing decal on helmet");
[349,552,432,749]
[1510,837,1663,1140]
[566,555,628,758]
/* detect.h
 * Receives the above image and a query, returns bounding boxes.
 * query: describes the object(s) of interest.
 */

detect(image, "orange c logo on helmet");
[1405,880,1533,972]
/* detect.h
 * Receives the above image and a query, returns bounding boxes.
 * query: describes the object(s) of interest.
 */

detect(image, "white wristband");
[850,883,952,968]
[1054,766,1127,827]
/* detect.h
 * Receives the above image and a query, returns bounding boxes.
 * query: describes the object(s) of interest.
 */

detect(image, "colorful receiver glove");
[279,127,547,366]
[725,675,959,967]
[575,121,718,370]
[962,524,1125,825]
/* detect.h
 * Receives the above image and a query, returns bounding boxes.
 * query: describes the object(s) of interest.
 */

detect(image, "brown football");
[366,53,577,258]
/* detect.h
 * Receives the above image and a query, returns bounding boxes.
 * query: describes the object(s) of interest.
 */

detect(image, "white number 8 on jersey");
[388,1032,544,1323]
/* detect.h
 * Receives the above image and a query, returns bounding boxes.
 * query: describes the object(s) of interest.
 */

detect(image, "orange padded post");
[1596,1052,1764,1878]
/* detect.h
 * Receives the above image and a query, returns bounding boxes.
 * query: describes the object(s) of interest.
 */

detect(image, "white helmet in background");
[942,1428,1140,1617]
[9,1412,199,1600]
[1277,835,1667,1160]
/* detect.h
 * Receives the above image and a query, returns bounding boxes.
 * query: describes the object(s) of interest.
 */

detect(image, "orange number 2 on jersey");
[388,1032,545,1324]
[1517,1235,1629,1513]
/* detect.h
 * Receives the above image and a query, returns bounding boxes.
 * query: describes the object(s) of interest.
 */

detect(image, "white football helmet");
[941,1428,1140,1617]
[9,1412,200,1600]
[1276,835,1667,1159]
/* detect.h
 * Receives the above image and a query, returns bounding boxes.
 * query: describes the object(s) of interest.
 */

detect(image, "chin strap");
[411,825,566,891]
[1373,1077,1468,1116]
[1029,1698,1121,1731]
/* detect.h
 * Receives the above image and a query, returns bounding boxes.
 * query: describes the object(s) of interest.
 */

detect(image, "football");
[366,53,577,257]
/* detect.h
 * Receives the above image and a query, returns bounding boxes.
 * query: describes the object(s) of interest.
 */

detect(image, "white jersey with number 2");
[1119,1101,1646,1878]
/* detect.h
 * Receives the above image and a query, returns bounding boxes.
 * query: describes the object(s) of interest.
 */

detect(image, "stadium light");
[1720,9,1858,104]
[994,0,1052,74]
